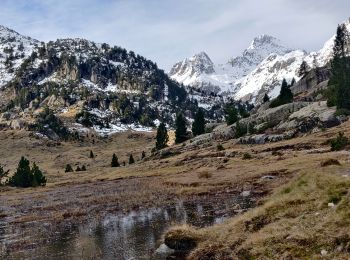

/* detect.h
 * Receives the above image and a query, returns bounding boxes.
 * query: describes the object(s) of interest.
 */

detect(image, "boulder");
[10,119,25,130]
[211,102,309,141]
[277,101,340,132]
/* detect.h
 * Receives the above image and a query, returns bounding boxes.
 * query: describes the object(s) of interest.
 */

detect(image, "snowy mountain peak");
[0,25,39,44]
[169,51,215,84]
[169,33,297,94]
[247,35,287,51]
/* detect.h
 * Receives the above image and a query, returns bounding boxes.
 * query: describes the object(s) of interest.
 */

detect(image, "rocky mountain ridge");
[169,18,350,102]
[0,25,216,138]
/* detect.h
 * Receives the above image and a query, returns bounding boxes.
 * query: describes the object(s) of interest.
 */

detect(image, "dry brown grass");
[184,163,350,259]
[2,120,350,258]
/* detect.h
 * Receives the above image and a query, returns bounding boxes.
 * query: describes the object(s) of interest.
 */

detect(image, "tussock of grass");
[321,158,341,167]
[198,171,212,179]
[164,225,202,251]
[242,153,252,160]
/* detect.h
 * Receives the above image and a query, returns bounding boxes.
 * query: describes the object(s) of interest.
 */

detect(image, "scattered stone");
[320,249,328,256]
[261,175,276,180]
[241,191,251,197]
[155,243,175,256]
[328,202,335,208]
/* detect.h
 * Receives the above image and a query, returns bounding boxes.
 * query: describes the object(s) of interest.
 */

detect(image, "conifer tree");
[269,79,293,108]
[175,113,188,144]
[9,157,32,188]
[263,93,270,103]
[225,105,238,126]
[81,165,87,171]
[65,164,73,173]
[298,61,310,78]
[9,157,46,187]
[290,77,296,86]
[89,150,94,159]
[192,108,206,136]
[155,122,168,150]
[76,166,81,172]
[328,24,350,110]
[279,79,293,103]
[31,163,46,187]
[129,154,135,164]
[111,153,120,167]
[141,151,146,159]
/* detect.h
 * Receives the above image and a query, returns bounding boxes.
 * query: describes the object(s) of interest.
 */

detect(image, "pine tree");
[225,105,238,126]
[89,150,94,159]
[192,109,206,136]
[269,79,293,108]
[328,24,350,111]
[298,61,310,78]
[279,79,293,103]
[291,78,296,86]
[8,157,46,187]
[9,157,32,188]
[81,165,87,171]
[155,122,168,150]
[76,166,81,172]
[31,163,46,187]
[263,93,270,103]
[129,154,135,164]
[65,164,73,173]
[141,151,146,159]
[175,113,188,144]
[111,153,120,167]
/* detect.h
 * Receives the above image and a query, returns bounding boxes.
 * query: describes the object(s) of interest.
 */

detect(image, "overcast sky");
[0,0,349,70]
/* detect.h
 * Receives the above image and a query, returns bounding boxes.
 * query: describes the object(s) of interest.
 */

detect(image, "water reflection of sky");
[2,196,253,259]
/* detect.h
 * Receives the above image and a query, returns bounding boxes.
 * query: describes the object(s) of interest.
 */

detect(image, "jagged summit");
[248,34,286,50]
[169,51,215,84]
[170,34,295,94]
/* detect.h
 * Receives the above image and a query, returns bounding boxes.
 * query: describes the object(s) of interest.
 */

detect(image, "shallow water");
[1,195,253,259]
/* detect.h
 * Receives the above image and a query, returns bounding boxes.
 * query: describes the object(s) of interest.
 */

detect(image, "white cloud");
[0,0,349,70]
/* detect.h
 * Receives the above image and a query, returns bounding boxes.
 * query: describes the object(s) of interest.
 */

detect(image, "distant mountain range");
[169,18,350,102]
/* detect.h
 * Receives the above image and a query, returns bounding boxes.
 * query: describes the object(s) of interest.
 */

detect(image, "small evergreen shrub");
[65,164,74,173]
[111,153,120,167]
[217,144,225,151]
[198,172,213,179]
[129,154,135,164]
[242,153,253,160]
[330,132,349,151]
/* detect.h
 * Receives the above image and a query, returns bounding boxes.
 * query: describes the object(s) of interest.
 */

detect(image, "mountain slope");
[0,25,39,87]
[0,25,202,137]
